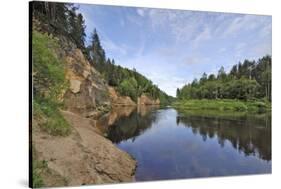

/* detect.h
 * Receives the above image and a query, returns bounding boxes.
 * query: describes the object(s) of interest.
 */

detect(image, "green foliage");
[33,31,70,136]
[32,31,66,99]
[177,55,271,102]
[32,159,48,188]
[118,77,138,101]
[173,99,270,113]
[89,29,106,65]
[34,100,70,136]
[32,2,86,50]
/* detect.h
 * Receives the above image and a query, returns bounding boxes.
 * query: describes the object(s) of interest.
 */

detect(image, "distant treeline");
[177,55,271,101]
[32,2,173,104]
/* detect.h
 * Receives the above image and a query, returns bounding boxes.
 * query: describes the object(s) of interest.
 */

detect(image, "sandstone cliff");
[108,86,136,106]
[137,94,160,105]
[60,39,111,116]
[32,30,136,186]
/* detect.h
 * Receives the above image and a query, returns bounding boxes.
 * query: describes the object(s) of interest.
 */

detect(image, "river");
[96,106,271,181]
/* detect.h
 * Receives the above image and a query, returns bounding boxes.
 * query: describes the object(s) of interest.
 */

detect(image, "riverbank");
[173,99,271,113]
[32,110,136,187]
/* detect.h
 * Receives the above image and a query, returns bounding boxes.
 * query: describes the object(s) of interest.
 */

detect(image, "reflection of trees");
[104,105,159,143]
[177,113,271,161]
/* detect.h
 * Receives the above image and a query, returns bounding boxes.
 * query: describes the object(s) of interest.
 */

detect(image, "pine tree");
[90,29,106,65]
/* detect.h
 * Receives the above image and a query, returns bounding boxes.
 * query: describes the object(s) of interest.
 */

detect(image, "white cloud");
[144,10,271,50]
[192,26,212,47]
[99,32,129,57]
[259,20,272,38]
[143,72,187,97]
[215,15,271,38]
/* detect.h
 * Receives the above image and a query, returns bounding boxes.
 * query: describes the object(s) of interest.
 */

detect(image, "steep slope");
[32,29,136,187]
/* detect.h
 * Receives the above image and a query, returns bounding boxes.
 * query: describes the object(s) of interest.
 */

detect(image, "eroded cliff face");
[108,87,160,106]
[63,47,110,116]
[32,32,136,186]
[137,94,160,105]
[108,87,136,106]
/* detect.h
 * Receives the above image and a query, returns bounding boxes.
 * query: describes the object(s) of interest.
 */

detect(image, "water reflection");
[98,105,159,143]
[99,107,271,180]
[176,112,271,161]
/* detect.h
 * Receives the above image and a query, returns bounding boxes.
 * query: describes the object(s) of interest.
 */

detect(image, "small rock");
[83,70,90,78]
[86,111,100,118]
[70,79,81,93]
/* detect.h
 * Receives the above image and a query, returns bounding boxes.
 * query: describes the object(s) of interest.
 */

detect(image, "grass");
[32,30,71,136]
[33,100,71,136]
[32,159,48,188]
[32,146,48,188]
[173,99,271,113]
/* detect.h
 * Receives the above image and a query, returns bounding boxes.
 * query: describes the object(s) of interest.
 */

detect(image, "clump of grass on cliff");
[32,31,70,136]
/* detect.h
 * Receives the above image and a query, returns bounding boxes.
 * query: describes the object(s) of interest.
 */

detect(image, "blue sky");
[76,4,272,97]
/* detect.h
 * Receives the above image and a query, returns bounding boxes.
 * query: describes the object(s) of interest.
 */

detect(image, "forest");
[32,2,173,105]
[177,55,271,101]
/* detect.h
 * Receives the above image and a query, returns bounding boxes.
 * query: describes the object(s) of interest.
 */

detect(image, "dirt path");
[33,110,136,187]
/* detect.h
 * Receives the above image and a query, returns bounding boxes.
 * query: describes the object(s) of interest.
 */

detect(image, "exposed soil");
[33,110,136,187]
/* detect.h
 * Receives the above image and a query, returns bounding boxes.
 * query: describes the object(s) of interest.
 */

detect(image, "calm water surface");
[98,106,271,181]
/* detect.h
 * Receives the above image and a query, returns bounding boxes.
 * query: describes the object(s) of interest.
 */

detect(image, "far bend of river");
[96,106,271,181]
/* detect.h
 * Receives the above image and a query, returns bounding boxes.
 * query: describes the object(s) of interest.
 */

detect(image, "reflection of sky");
[77,4,271,97]
[114,109,271,180]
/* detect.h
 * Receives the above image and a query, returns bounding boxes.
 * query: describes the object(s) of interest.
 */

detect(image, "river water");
[98,106,271,181]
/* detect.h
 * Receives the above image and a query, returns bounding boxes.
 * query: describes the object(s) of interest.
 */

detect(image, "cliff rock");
[137,94,160,105]
[63,48,110,116]
[108,87,136,106]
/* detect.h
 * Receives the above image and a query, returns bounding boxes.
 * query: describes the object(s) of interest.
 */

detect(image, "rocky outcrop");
[108,87,136,106]
[33,111,136,187]
[63,48,110,116]
[137,94,160,105]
